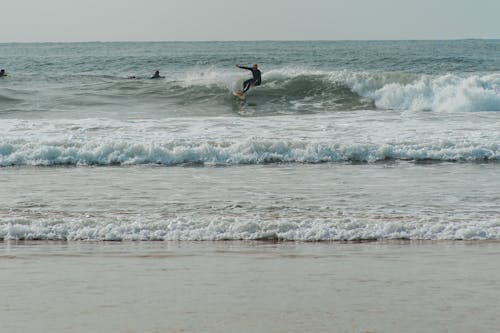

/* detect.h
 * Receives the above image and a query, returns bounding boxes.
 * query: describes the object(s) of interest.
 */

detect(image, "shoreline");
[3,238,500,245]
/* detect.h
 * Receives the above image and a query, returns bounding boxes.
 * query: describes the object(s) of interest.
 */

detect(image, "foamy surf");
[1,113,499,166]
[1,162,499,241]
[2,214,500,241]
[1,137,498,167]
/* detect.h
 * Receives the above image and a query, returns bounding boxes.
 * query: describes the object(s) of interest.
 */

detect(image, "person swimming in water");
[0,69,6,77]
[236,64,261,94]
[150,70,163,79]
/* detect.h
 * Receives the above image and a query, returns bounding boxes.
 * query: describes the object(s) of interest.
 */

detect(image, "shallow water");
[1,163,498,241]
[1,241,500,333]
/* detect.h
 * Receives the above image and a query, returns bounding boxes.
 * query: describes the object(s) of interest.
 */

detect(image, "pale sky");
[1,0,499,42]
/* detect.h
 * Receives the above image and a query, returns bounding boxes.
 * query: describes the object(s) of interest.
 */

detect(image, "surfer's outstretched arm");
[236,65,253,71]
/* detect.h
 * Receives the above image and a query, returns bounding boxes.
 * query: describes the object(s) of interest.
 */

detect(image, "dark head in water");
[151,70,162,79]
[0,69,6,77]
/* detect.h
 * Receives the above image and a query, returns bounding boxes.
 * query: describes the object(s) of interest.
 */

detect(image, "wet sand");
[1,241,500,333]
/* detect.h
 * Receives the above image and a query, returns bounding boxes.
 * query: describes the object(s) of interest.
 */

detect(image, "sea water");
[0,40,499,241]
[2,241,500,333]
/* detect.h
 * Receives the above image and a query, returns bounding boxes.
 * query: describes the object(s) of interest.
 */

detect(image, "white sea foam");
[355,73,500,112]
[2,213,499,241]
[1,113,499,166]
[1,139,498,167]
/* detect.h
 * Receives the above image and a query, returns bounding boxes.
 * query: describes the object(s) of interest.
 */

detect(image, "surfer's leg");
[242,79,254,93]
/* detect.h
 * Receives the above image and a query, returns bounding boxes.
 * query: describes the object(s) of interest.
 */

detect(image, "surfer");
[0,69,6,77]
[236,64,261,94]
[150,70,163,79]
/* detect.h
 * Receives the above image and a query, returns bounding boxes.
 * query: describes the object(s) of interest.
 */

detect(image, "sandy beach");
[1,240,499,333]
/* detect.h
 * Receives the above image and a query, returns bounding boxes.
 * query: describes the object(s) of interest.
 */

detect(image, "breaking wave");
[2,210,499,241]
[1,138,498,167]
[164,68,500,113]
[3,68,499,114]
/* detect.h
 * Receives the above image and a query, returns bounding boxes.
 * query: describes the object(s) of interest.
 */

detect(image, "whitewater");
[1,40,499,241]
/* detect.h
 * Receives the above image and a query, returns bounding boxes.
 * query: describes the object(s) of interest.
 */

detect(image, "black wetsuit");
[238,66,261,93]
[151,71,161,79]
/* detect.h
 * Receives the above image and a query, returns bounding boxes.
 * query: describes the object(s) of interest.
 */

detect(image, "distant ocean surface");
[1,40,499,241]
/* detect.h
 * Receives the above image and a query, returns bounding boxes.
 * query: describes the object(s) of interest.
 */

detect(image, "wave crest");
[346,72,500,112]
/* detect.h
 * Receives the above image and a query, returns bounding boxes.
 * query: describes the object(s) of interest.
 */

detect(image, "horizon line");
[0,38,498,44]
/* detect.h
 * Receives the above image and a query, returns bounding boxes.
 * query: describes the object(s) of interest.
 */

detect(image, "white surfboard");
[232,90,246,100]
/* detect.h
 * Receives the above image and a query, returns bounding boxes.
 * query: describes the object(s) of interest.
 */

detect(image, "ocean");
[2,40,500,333]
[1,40,499,241]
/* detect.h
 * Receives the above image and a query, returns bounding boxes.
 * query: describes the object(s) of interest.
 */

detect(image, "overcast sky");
[1,0,499,42]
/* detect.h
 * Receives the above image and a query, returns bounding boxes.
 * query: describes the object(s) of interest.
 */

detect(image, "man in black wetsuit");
[236,64,261,94]
[151,70,163,79]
